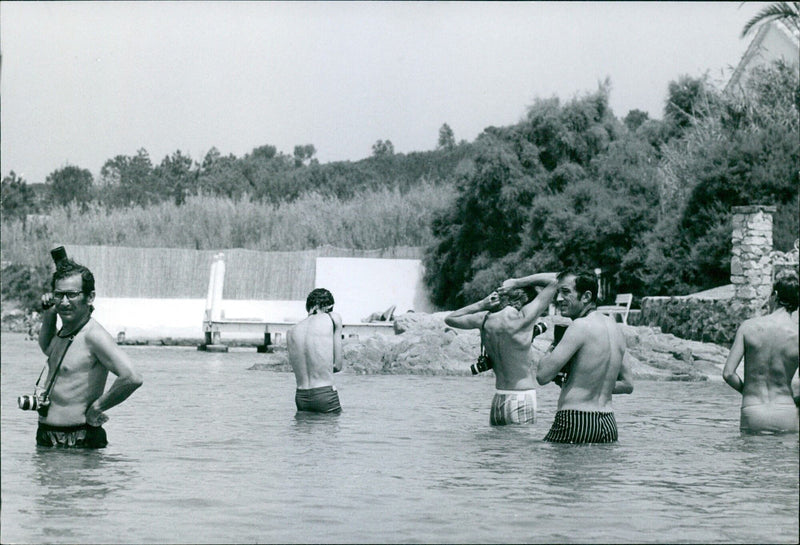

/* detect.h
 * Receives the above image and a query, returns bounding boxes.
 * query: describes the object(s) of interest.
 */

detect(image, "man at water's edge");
[287,288,343,413]
[537,270,633,443]
[722,271,799,434]
[36,259,143,448]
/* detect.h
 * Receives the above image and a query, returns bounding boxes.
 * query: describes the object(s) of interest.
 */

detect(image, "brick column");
[731,205,776,316]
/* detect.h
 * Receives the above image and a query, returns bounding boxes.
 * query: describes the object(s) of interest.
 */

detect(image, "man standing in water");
[723,271,799,434]
[445,272,557,425]
[287,288,343,413]
[537,270,633,443]
[36,259,143,448]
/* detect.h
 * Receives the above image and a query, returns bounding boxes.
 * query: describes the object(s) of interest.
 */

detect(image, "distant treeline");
[2,62,798,309]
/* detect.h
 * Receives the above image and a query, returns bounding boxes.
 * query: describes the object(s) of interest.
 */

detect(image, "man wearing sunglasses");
[36,258,143,448]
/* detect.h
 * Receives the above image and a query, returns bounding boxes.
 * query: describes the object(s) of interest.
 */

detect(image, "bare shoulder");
[83,319,114,348]
[330,312,343,327]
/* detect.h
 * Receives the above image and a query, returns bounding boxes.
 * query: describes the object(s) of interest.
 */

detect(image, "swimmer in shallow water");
[445,272,557,426]
[287,288,343,414]
[723,271,799,434]
[36,258,143,448]
[536,270,633,443]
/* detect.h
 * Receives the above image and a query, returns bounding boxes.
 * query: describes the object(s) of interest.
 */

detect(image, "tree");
[293,144,317,167]
[437,123,455,150]
[98,149,155,207]
[1,171,37,221]
[664,74,718,131]
[741,1,799,38]
[371,139,394,157]
[154,150,195,205]
[46,165,93,208]
[623,109,650,132]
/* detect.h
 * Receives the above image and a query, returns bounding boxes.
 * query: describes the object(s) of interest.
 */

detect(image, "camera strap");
[480,312,490,357]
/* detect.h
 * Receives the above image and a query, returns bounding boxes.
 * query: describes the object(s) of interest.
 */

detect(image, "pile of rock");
[336,312,731,380]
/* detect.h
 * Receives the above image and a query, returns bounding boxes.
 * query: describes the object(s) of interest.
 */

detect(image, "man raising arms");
[537,270,633,443]
[723,271,799,434]
[445,272,557,425]
[36,259,143,448]
[287,288,344,413]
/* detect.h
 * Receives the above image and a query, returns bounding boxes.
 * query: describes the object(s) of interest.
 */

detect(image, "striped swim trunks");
[490,389,536,426]
[543,410,618,443]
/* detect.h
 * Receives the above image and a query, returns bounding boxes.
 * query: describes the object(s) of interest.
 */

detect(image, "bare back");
[740,311,799,408]
[287,312,341,389]
[558,311,626,411]
[483,309,537,390]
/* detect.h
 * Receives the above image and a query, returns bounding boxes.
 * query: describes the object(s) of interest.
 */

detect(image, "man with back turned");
[445,272,557,425]
[723,271,799,434]
[287,288,344,413]
[536,270,633,443]
[36,257,143,448]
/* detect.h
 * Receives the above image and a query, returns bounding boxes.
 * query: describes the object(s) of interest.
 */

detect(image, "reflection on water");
[2,334,798,544]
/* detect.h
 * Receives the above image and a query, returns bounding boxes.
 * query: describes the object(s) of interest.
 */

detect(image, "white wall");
[314,257,435,324]
[92,298,306,341]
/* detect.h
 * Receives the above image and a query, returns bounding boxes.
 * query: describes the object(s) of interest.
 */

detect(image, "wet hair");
[557,269,598,303]
[51,258,95,294]
[497,288,529,311]
[306,288,334,313]
[774,271,799,312]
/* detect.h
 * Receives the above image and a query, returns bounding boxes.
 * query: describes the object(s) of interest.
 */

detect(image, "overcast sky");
[1,1,767,184]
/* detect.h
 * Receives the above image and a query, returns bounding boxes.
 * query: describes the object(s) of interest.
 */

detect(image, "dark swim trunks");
[544,410,618,443]
[36,423,108,449]
[295,385,342,413]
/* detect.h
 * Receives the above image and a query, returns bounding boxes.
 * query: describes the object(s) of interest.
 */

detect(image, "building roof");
[726,20,800,93]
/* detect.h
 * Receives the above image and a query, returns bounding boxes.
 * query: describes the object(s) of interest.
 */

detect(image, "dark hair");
[306,288,334,312]
[497,288,529,311]
[774,271,799,312]
[557,269,598,303]
[51,258,95,294]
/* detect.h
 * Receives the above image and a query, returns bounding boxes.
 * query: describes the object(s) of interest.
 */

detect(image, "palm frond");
[741,1,800,38]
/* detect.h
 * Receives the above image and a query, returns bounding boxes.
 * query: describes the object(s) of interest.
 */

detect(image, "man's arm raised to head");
[512,279,558,333]
[444,293,497,330]
[332,312,343,373]
[38,295,57,355]
[537,321,584,385]
[722,322,746,393]
[500,272,558,293]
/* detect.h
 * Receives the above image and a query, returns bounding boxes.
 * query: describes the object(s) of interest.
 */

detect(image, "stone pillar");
[731,205,776,316]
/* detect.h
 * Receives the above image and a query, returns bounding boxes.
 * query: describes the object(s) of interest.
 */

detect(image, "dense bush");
[0,183,456,263]
[424,61,798,308]
[0,263,51,313]
[639,297,754,345]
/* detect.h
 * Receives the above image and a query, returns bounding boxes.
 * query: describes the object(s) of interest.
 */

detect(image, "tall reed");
[1,182,456,265]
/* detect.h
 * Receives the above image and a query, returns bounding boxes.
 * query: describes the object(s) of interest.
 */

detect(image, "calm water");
[1,332,797,544]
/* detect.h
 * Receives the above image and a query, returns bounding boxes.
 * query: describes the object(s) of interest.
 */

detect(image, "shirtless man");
[287,288,343,413]
[722,271,799,434]
[35,259,143,448]
[445,272,557,425]
[537,270,633,443]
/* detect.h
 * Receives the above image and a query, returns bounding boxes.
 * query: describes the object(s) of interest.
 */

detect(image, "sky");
[1,1,768,185]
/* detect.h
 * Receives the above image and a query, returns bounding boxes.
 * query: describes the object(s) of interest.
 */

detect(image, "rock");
[248,313,730,380]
